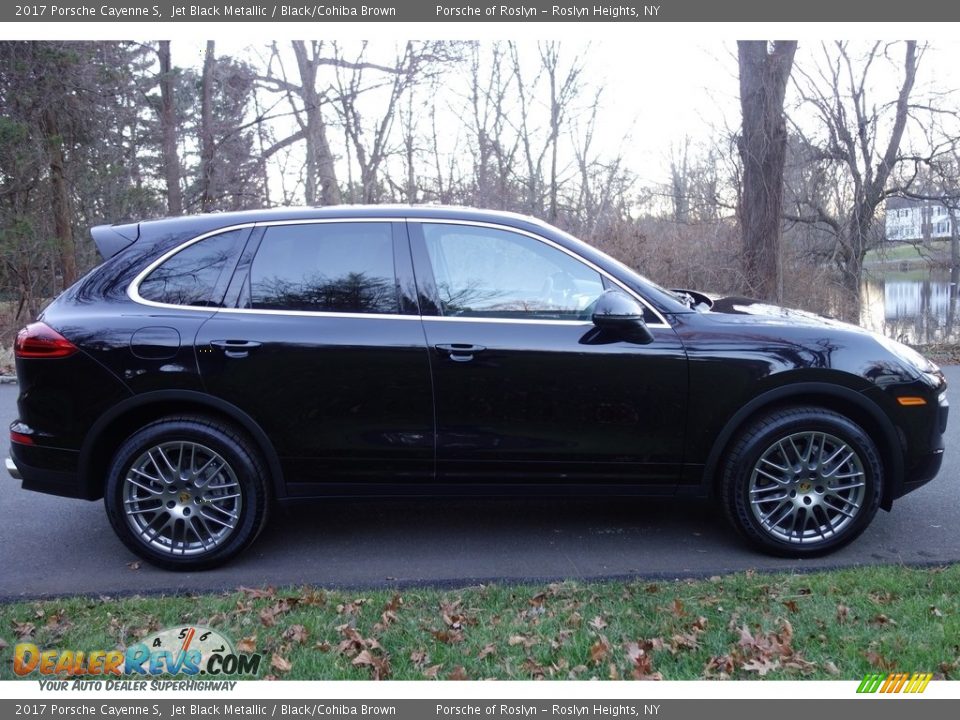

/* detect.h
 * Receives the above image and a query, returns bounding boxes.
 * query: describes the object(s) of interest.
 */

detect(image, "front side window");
[421,223,605,320]
[138,228,245,307]
[247,222,398,314]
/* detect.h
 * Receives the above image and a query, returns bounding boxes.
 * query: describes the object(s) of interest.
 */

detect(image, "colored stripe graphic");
[857,672,932,693]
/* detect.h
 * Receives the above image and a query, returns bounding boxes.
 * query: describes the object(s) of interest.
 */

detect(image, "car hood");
[709,295,852,326]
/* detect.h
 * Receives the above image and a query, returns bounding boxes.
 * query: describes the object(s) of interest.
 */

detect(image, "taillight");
[15,322,78,359]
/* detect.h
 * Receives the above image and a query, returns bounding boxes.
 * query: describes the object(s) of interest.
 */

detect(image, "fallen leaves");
[352,649,391,680]
[282,624,309,645]
[447,665,469,680]
[588,615,608,631]
[625,641,663,680]
[270,653,292,673]
[589,635,612,665]
[836,604,850,624]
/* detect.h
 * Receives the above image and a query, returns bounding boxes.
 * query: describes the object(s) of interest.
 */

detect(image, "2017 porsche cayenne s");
[6,206,949,569]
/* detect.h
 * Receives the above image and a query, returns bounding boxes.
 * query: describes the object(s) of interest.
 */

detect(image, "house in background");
[885,196,955,242]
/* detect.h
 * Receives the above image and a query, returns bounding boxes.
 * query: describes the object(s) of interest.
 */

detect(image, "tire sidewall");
[727,409,883,556]
[104,419,266,570]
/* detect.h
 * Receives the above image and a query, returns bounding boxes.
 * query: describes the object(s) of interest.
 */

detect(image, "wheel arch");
[703,382,903,511]
[77,390,285,501]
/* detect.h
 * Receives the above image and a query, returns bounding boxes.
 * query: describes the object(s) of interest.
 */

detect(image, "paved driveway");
[1,369,957,599]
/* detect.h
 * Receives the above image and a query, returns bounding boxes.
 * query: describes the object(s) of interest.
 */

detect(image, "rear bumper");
[8,442,87,499]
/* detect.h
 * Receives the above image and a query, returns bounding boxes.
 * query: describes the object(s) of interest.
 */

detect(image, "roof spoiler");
[91,222,140,260]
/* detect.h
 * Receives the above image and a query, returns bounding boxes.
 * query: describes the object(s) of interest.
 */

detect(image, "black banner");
[2,0,958,23]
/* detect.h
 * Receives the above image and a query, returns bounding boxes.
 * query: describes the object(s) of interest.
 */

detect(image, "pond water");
[861,266,960,344]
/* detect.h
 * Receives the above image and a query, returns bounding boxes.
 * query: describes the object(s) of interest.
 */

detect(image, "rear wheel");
[721,406,883,556]
[104,416,269,570]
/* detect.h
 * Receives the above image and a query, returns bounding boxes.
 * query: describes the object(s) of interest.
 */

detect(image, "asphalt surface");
[1,369,959,599]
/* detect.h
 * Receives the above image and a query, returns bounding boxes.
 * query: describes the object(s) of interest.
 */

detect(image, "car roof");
[131,205,552,235]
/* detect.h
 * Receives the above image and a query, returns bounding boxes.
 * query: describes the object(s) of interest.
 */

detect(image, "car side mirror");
[591,290,655,344]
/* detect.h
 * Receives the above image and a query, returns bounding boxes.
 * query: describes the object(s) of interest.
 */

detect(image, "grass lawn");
[864,241,951,264]
[2,564,958,681]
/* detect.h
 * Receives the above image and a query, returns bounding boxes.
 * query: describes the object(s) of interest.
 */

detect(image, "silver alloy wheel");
[748,431,867,544]
[122,441,242,556]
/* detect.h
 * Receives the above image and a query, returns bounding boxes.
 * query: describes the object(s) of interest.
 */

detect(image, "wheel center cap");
[178,490,192,504]
[798,481,812,493]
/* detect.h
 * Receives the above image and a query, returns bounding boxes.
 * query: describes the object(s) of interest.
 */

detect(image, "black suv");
[7,206,948,569]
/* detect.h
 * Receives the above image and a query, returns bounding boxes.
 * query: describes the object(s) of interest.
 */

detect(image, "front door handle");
[435,343,486,363]
[210,339,262,358]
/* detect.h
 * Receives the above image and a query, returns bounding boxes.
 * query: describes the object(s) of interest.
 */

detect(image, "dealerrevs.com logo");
[14,625,262,687]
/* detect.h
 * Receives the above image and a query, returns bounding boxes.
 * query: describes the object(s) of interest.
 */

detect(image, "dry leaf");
[589,635,611,665]
[588,615,607,631]
[352,650,391,680]
[423,664,443,679]
[478,643,496,660]
[836,604,850,624]
[743,657,779,676]
[865,650,895,670]
[410,650,429,667]
[283,624,309,644]
[237,635,257,653]
[782,600,799,613]
[239,586,276,599]
[270,653,292,673]
[447,665,469,680]
[12,622,35,640]
[823,661,841,676]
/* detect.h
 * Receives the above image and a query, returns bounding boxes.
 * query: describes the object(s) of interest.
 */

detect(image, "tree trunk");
[199,40,216,212]
[39,106,77,288]
[157,41,182,216]
[737,40,797,302]
[292,41,341,206]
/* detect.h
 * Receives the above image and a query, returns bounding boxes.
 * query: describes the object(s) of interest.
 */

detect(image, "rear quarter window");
[137,229,247,307]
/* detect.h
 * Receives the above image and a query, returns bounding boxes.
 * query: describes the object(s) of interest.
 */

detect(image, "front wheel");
[721,407,883,557]
[104,416,269,570]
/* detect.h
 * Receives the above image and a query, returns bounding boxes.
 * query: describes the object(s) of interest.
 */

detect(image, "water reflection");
[862,266,960,344]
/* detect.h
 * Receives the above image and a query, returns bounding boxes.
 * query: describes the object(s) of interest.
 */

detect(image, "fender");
[77,389,285,500]
[701,381,904,508]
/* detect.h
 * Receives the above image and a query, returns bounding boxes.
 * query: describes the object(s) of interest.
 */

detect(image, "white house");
[885,197,954,241]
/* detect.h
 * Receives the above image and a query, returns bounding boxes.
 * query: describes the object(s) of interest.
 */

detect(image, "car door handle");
[435,343,486,363]
[210,339,262,358]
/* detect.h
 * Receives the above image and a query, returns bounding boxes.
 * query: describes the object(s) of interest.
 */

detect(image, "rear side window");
[246,223,398,314]
[138,229,245,307]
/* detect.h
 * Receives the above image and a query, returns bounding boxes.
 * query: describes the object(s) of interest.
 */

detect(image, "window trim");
[129,217,669,328]
[131,224,253,310]
[129,218,418,320]
[408,219,670,328]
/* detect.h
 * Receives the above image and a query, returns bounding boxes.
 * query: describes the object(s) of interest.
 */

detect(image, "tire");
[721,406,883,557]
[104,415,269,570]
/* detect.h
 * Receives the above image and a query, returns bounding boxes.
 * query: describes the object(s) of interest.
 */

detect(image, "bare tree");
[737,40,798,302]
[199,40,216,212]
[787,41,924,317]
[157,41,182,215]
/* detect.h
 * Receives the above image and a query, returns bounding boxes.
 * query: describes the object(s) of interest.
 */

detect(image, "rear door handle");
[435,343,486,363]
[210,339,262,358]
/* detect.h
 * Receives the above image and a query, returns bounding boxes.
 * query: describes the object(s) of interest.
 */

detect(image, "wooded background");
[1,39,959,348]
